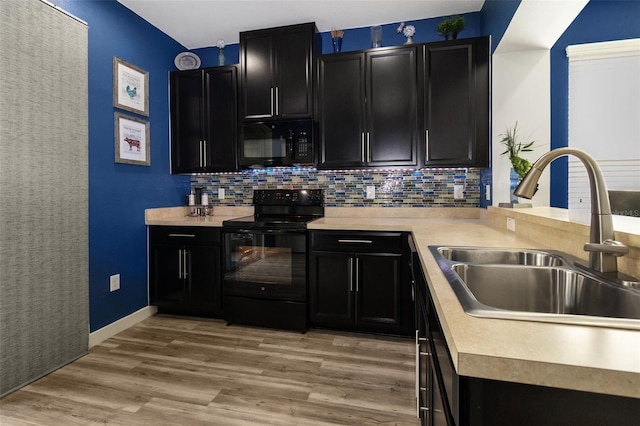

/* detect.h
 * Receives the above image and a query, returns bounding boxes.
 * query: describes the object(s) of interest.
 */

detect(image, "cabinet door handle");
[199,140,203,168]
[202,140,207,167]
[270,87,275,117]
[355,257,359,292]
[275,86,279,116]
[415,330,420,417]
[348,257,354,292]
[366,132,371,163]
[361,133,366,163]
[338,239,373,244]
[183,249,188,279]
[425,130,429,162]
[169,233,196,238]
[177,249,183,279]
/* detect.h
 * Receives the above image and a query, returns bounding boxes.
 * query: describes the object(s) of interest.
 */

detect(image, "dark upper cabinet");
[170,69,202,173]
[422,36,490,167]
[240,22,318,120]
[318,46,419,169]
[170,66,238,173]
[205,67,239,171]
[317,53,366,168]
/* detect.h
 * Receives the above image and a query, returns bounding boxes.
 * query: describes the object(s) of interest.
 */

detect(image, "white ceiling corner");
[116,0,485,49]
[495,0,588,54]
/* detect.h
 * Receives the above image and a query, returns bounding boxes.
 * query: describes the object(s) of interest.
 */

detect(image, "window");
[567,39,640,211]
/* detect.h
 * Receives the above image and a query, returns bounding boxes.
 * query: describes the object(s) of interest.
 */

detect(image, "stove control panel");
[253,189,324,206]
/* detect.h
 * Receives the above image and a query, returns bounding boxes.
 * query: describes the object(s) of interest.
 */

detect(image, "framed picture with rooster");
[113,57,149,116]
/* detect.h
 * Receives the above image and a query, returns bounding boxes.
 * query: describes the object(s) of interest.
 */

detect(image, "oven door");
[223,229,307,301]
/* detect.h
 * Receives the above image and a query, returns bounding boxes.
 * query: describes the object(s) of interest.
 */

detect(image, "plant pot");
[445,31,458,40]
[509,168,520,204]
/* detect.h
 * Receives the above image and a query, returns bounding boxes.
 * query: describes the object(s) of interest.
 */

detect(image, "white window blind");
[567,39,640,211]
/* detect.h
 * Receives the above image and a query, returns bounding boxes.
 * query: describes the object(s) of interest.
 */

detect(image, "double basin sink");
[429,246,640,330]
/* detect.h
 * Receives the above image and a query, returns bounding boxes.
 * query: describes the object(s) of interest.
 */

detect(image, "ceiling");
[116,0,485,50]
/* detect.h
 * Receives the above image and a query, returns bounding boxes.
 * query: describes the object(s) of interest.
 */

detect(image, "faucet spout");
[513,147,628,273]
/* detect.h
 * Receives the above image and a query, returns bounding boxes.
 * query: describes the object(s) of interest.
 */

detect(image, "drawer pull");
[337,239,373,244]
[169,233,196,238]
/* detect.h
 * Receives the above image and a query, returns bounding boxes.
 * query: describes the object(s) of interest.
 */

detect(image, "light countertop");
[146,205,640,398]
[145,206,253,227]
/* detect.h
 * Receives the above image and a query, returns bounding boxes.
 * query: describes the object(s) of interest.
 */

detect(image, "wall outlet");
[109,274,120,292]
[366,185,375,200]
[506,217,516,232]
[454,184,464,200]
[218,188,225,200]
[485,184,491,201]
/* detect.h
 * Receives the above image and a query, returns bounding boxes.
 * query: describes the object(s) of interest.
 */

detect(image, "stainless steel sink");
[430,246,640,330]
[437,246,566,266]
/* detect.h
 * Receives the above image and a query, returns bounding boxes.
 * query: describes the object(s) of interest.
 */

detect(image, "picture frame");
[114,112,150,166]
[113,57,149,116]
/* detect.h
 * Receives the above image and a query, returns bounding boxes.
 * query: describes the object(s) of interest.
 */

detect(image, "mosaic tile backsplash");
[191,168,481,207]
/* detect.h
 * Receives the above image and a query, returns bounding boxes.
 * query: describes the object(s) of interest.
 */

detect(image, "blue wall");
[51,2,489,333]
[550,0,640,208]
[480,0,521,53]
[56,0,190,331]
[50,1,523,332]
[192,13,484,66]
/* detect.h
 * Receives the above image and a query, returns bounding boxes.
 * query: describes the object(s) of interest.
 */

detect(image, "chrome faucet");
[514,147,628,274]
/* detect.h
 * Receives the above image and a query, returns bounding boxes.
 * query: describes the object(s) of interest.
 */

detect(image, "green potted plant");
[436,16,465,40]
[499,121,535,180]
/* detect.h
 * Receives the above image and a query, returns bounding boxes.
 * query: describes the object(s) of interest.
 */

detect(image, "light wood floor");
[0,315,419,425]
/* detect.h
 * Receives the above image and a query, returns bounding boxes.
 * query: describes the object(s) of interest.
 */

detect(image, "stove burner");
[223,189,324,231]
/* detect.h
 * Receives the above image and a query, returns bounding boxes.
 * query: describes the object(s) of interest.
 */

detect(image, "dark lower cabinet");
[149,226,222,317]
[411,241,639,426]
[309,231,413,336]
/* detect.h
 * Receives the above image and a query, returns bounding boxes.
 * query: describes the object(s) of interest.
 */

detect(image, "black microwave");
[239,119,315,168]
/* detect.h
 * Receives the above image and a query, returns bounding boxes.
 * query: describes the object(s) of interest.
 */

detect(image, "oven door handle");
[226,228,307,235]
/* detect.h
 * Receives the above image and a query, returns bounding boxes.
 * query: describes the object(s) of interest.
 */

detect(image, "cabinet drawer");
[311,231,403,252]
[149,226,220,245]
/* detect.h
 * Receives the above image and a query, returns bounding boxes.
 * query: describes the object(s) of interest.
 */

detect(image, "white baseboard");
[89,305,158,348]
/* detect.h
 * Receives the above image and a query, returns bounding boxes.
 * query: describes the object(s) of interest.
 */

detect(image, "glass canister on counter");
[186,189,212,217]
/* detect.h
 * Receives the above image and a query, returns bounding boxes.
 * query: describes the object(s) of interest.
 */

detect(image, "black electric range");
[222,189,324,231]
[221,189,324,332]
